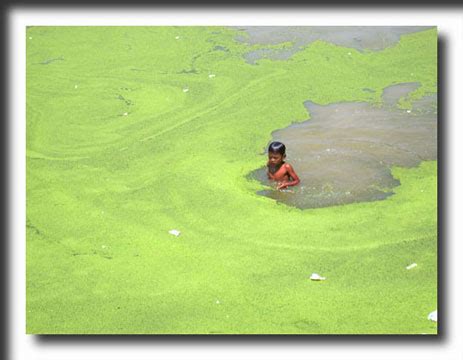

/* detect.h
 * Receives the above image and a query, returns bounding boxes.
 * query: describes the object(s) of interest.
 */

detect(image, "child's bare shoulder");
[284,163,294,170]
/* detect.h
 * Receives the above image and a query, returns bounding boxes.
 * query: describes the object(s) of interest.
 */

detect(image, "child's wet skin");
[266,142,300,191]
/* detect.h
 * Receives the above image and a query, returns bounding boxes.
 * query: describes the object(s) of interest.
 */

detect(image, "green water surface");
[26,26,437,334]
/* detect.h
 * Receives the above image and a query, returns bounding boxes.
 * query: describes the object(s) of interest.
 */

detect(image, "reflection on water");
[249,83,437,209]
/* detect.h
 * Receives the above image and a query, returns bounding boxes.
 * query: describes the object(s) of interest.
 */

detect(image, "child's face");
[268,151,285,166]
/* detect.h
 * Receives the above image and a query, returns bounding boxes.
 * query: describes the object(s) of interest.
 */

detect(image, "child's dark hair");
[268,141,286,155]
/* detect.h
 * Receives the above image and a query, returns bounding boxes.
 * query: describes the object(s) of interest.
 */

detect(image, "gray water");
[231,26,434,64]
[250,82,437,209]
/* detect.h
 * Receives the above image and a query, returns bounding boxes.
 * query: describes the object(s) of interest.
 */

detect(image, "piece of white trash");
[168,229,181,237]
[406,110,412,113]
[208,74,216,78]
[122,112,128,116]
[427,310,437,322]
[310,273,326,281]
[183,88,189,93]
[279,187,294,193]
[406,263,418,270]
[175,36,180,40]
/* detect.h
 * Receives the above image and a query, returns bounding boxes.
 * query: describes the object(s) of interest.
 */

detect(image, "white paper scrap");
[310,273,326,281]
[427,310,437,322]
[168,229,181,237]
[406,263,418,270]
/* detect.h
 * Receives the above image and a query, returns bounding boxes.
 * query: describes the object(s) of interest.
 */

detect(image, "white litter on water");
[406,263,418,270]
[183,88,189,93]
[123,112,128,116]
[310,273,326,281]
[175,36,180,40]
[208,74,216,78]
[168,229,181,237]
[279,188,294,193]
[406,110,412,113]
[427,310,437,322]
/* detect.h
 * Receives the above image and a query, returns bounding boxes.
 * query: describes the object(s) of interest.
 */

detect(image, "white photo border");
[8,6,463,360]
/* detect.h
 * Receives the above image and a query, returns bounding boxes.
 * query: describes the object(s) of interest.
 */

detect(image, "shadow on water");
[249,82,437,209]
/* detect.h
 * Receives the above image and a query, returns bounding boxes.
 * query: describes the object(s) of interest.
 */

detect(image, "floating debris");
[123,112,128,116]
[427,310,437,322]
[175,36,180,40]
[406,110,412,113]
[183,88,189,93]
[406,263,417,270]
[310,273,326,281]
[168,229,181,237]
[208,74,216,78]
[279,188,294,193]
[215,300,220,304]
[39,56,64,65]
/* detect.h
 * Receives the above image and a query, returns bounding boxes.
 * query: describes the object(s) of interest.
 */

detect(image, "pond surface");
[249,82,437,209]
[231,26,434,64]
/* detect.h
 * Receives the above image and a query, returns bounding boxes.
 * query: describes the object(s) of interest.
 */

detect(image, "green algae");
[26,26,437,334]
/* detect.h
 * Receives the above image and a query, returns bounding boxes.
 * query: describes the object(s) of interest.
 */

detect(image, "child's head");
[268,141,286,165]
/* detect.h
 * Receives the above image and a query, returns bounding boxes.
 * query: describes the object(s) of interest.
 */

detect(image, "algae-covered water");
[26,26,437,334]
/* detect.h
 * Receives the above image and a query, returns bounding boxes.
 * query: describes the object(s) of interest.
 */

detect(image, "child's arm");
[276,164,300,190]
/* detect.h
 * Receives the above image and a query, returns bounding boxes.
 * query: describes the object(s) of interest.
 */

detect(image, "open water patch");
[231,26,434,64]
[249,82,437,209]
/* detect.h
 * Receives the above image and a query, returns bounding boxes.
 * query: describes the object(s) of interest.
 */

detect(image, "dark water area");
[231,26,434,64]
[249,83,437,209]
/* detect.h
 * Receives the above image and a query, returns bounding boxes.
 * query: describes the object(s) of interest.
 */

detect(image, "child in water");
[267,141,300,190]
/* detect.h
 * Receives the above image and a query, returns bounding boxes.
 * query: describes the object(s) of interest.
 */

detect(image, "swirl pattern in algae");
[26,26,437,334]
